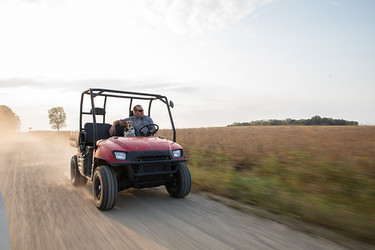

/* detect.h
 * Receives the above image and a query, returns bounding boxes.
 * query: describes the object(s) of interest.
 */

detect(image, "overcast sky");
[1,0,374,131]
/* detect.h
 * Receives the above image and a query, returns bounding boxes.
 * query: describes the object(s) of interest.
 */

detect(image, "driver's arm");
[109,120,121,136]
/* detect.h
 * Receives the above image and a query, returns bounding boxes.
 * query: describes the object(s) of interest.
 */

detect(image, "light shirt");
[121,116,155,136]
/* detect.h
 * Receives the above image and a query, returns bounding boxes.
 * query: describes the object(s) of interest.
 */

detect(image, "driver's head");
[133,105,144,118]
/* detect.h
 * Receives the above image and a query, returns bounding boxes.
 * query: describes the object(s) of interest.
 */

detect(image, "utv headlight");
[113,151,127,160]
[172,149,182,158]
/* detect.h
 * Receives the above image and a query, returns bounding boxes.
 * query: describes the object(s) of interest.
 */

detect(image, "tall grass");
[159,126,375,243]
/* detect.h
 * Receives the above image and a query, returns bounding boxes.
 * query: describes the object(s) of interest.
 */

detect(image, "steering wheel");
[139,124,159,136]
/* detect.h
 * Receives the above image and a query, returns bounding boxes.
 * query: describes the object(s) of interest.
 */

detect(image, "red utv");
[70,89,191,210]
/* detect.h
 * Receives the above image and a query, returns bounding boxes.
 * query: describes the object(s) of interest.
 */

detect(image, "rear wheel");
[166,163,191,198]
[70,155,87,186]
[93,165,118,210]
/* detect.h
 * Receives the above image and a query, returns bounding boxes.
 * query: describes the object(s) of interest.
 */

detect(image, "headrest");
[90,108,106,115]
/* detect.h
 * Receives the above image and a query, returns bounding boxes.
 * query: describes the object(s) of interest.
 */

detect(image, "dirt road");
[0,134,350,249]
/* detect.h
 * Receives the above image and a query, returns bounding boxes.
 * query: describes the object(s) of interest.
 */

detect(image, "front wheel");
[70,155,87,186]
[93,165,118,210]
[166,163,191,198]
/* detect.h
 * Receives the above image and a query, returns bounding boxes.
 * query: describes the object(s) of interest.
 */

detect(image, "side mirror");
[169,100,174,108]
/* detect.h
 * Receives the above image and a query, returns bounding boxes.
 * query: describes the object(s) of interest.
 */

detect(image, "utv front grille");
[139,163,171,174]
[130,155,174,175]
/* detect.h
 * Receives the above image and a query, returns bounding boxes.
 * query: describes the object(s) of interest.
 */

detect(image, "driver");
[109,105,155,136]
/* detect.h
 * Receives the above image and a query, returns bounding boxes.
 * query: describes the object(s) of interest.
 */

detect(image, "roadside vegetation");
[159,126,375,244]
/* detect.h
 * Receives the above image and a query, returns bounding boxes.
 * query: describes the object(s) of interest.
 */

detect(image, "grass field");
[158,126,375,243]
[19,126,375,243]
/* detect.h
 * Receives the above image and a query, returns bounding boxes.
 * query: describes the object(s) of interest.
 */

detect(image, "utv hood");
[94,136,184,163]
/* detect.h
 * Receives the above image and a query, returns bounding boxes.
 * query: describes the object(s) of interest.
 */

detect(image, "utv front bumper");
[109,153,188,190]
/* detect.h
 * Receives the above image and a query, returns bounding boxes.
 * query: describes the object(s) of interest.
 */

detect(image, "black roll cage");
[79,88,176,147]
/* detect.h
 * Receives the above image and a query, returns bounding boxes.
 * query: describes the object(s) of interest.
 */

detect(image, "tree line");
[228,116,358,127]
[0,105,67,132]
[0,105,21,132]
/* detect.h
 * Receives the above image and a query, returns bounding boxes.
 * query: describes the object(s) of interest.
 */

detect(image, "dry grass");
[162,126,375,163]
[158,126,375,243]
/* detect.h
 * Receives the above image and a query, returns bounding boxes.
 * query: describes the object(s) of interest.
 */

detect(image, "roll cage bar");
[79,88,176,147]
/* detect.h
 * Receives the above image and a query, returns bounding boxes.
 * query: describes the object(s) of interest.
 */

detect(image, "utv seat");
[84,122,126,146]
[84,123,112,146]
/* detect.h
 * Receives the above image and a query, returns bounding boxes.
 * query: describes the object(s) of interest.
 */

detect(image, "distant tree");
[0,105,21,132]
[311,115,322,125]
[48,107,66,131]
[321,117,330,125]
[285,118,292,125]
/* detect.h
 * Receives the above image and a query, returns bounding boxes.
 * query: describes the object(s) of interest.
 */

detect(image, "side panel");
[77,148,93,177]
